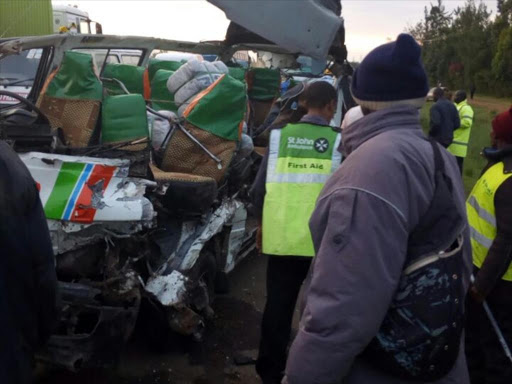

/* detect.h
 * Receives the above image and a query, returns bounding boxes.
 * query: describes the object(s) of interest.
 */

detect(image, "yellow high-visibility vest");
[448,100,474,158]
[467,161,512,280]
[262,122,342,256]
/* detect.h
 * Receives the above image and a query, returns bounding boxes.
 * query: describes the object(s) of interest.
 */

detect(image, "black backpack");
[363,139,466,382]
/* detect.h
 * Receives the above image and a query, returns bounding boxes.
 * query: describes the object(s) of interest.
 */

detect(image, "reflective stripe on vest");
[466,162,512,281]
[262,123,342,257]
[448,102,474,158]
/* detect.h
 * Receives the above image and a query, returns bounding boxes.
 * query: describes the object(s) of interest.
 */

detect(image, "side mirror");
[95,23,103,35]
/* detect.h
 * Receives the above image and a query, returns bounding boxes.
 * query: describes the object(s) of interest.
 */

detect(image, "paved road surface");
[36,252,280,384]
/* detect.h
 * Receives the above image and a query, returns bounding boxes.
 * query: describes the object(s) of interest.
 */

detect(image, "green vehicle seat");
[157,74,246,185]
[103,63,145,96]
[150,74,246,216]
[228,67,247,83]
[246,68,281,127]
[37,51,103,148]
[101,94,150,176]
[147,58,184,84]
[150,69,177,112]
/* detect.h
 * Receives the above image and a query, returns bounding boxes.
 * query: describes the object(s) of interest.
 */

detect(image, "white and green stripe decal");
[20,152,154,224]
[44,162,89,220]
[20,153,123,223]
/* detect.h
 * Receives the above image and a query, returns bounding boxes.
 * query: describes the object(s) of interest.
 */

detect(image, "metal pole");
[482,301,512,364]
[471,275,512,364]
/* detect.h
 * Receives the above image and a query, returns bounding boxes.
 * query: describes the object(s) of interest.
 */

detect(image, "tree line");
[408,0,512,97]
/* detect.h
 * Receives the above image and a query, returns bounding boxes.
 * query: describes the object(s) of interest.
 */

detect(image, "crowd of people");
[2,33,512,384]
[253,34,512,384]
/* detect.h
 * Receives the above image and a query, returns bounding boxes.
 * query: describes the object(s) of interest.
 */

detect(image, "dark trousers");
[256,255,312,383]
[456,156,464,175]
[466,294,512,384]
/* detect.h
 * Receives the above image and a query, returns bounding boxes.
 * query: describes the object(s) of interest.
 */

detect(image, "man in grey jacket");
[284,34,472,384]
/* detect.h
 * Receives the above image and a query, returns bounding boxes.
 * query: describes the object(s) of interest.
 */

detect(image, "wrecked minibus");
[0,1,348,371]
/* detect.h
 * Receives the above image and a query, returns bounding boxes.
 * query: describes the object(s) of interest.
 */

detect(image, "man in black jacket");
[0,142,58,384]
[429,87,460,148]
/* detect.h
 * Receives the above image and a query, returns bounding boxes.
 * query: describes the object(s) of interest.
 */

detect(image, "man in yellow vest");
[448,90,474,174]
[251,81,342,384]
[465,106,512,383]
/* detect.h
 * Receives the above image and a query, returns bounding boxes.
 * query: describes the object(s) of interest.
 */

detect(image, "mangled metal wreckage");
[0,0,347,371]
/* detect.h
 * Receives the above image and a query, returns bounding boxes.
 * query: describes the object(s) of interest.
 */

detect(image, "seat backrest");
[148,58,184,83]
[160,74,246,184]
[101,94,150,177]
[247,68,280,101]
[149,69,177,112]
[101,94,149,145]
[228,66,247,83]
[160,122,237,183]
[246,68,280,128]
[103,63,145,96]
[37,51,103,148]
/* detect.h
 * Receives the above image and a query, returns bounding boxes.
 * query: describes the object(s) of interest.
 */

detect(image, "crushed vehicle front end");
[0,34,258,369]
[0,0,349,368]
[19,152,155,370]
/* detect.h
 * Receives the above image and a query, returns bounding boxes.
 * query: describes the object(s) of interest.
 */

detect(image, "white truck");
[52,4,103,34]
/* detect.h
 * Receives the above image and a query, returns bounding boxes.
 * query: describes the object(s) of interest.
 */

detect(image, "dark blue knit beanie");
[351,34,429,110]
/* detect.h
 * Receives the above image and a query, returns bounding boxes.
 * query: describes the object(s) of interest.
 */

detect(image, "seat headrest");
[46,51,102,100]
[103,63,145,95]
[148,58,184,83]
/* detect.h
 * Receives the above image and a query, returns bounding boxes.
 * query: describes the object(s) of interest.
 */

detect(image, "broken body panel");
[209,0,343,60]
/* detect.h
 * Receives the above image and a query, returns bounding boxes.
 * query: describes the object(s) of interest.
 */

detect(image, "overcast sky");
[54,0,497,61]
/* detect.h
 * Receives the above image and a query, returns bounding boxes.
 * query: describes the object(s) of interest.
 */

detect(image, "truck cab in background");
[53,4,103,34]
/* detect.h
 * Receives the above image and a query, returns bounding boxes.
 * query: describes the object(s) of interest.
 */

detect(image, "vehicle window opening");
[0,48,46,107]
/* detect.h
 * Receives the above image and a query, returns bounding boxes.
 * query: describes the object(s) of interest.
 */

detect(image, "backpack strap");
[407,138,461,258]
[428,138,446,176]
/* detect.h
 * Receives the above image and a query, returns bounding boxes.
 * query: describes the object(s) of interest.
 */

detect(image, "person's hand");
[469,285,485,304]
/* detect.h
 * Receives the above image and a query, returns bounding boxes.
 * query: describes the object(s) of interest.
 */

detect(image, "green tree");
[489,0,512,95]
[492,27,512,96]
[497,0,512,19]
[409,0,512,96]
[409,0,454,86]
[451,0,492,90]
